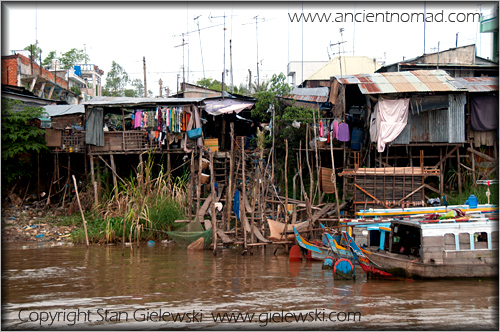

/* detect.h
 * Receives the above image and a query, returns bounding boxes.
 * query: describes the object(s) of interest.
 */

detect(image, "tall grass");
[72,153,188,244]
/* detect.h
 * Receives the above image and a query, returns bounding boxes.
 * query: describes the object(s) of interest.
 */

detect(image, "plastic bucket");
[465,195,478,209]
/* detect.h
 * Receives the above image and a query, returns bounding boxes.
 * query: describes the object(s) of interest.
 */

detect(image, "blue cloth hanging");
[232,189,240,221]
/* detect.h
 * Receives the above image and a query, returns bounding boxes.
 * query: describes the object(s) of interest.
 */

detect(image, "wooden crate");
[204,138,219,152]
[61,131,85,152]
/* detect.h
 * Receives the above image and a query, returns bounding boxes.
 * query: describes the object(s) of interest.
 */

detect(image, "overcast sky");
[2,1,496,95]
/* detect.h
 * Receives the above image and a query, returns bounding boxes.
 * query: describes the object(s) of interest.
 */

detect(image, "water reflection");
[1,243,498,330]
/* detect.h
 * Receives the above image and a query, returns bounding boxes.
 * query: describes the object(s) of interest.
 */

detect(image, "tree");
[103,61,130,97]
[1,99,49,184]
[251,73,292,123]
[42,51,57,68]
[59,48,89,69]
[131,78,145,97]
[24,40,42,63]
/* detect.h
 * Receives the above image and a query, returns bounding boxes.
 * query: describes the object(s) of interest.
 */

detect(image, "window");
[444,233,456,250]
[474,232,488,249]
[458,233,471,250]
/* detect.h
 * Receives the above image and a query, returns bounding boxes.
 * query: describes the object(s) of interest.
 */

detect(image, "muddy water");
[1,243,498,330]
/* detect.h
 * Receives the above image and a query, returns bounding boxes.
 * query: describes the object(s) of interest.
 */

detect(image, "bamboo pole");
[72,175,89,248]
[312,110,321,205]
[457,146,462,195]
[96,156,101,200]
[209,150,217,255]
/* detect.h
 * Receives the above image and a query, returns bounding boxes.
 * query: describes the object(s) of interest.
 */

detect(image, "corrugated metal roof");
[43,105,85,117]
[84,96,205,106]
[288,87,329,103]
[335,70,465,94]
[450,77,499,92]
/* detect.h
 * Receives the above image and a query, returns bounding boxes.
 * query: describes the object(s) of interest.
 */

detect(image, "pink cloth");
[376,98,410,152]
[331,121,339,139]
[337,122,350,142]
[134,111,143,128]
[320,120,324,137]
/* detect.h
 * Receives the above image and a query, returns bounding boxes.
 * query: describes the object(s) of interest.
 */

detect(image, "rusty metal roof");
[84,96,205,106]
[334,70,466,94]
[450,77,499,92]
[286,87,329,103]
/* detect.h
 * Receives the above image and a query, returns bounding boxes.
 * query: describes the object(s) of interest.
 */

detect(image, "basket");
[200,173,210,184]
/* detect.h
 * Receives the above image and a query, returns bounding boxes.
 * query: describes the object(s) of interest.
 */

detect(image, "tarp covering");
[85,107,104,146]
[471,95,499,131]
[371,98,410,152]
[43,105,85,117]
[204,98,255,116]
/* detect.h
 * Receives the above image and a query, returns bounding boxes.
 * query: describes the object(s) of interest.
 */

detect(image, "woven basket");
[200,173,210,184]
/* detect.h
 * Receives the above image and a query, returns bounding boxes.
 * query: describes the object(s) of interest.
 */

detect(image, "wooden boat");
[346,216,499,279]
[333,258,356,280]
[293,227,330,261]
[268,219,310,241]
[355,204,498,218]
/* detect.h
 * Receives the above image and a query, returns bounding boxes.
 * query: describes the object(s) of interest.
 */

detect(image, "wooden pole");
[209,150,217,255]
[110,154,118,197]
[37,153,41,200]
[72,175,89,248]
[189,150,195,222]
[241,137,247,251]
[139,153,144,195]
[196,147,203,221]
[330,131,341,226]
[457,146,462,195]
[90,155,98,206]
[226,122,235,230]
[312,110,320,204]
[284,139,289,224]
[96,157,101,199]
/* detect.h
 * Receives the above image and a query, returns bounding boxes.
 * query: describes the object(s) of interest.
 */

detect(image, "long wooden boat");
[347,216,499,279]
[268,219,310,241]
[355,204,498,218]
[293,227,330,261]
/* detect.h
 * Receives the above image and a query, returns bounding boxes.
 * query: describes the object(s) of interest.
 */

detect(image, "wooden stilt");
[37,153,41,200]
[209,150,217,255]
[90,154,98,206]
[196,147,203,221]
[284,139,289,226]
[241,137,247,250]
[139,153,144,194]
[189,151,194,222]
[457,146,462,195]
[226,122,234,231]
[96,156,101,200]
[471,143,476,186]
[110,154,118,197]
[330,131,341,226]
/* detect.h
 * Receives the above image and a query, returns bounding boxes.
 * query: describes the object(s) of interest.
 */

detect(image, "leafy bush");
[1,99,49,184]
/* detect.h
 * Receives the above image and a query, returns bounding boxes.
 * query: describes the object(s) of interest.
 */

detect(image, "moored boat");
[292,227,330,261]
[355,204,498,218]
[347,216,498,279]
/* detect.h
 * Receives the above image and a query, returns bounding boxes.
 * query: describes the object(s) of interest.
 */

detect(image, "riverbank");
[1,203,77,244]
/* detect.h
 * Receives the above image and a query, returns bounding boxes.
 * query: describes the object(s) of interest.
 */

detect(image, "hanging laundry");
[134,110,143,129]
[232,189,240,221]
[331,121,339,139]
[376,98,410,152]
[327,119,331,144]
[320,120,324,137]
[337,122,350,142]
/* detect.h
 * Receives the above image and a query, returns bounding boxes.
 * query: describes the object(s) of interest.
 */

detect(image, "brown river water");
[1,242,498,330]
